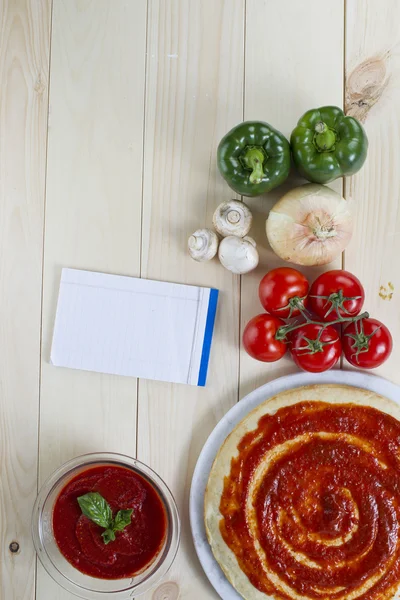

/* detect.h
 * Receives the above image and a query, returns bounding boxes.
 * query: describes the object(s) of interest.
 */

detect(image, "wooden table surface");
[1,1,399,599]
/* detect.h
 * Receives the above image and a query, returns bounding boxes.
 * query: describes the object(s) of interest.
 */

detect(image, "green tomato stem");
[344,320,382,363]
[295,336,338,355]
[276,296,310,319]
[309,290,363,319]
[288,296,314,322]
[275,311,370,341]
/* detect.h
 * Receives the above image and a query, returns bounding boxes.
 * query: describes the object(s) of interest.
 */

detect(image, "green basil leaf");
[77,492,113,529]
[113,509,133,531]
[101,528,116,545]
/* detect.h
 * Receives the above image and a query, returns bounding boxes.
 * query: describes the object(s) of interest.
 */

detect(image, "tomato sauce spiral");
[219,402,400,600]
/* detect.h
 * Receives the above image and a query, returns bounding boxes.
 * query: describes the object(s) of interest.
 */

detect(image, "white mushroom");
[213,200,253,237]
[218,235,259,274]
[188,228,219,262]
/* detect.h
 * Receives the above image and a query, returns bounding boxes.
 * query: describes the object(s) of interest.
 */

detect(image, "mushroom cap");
[218,235,259,274]
[188,228,219,262]
[213,200,253,237]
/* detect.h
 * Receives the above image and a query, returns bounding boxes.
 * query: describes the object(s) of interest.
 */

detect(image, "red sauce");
[220,401,400,600]
[53,465,166,579]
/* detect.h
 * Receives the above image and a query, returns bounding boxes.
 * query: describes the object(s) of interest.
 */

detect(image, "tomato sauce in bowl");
[53,465,167,580]
[33,453,180,598]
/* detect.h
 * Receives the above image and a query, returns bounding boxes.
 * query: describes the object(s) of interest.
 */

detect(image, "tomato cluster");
[243,267,392,373]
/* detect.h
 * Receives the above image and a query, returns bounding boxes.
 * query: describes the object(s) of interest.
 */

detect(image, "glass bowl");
[32,452,180,599]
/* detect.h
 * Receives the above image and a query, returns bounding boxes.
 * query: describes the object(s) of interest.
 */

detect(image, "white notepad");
[51,269,219,386]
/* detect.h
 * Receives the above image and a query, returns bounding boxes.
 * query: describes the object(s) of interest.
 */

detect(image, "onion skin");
[266,183,353,266]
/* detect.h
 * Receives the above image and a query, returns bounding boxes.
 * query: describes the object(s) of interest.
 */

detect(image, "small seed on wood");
[379,282,395,300]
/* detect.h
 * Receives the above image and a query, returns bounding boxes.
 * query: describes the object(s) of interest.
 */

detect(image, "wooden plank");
[0,0,50,598]
[36,1,147,598]
[240,0,344,398]
[137,1,244,597]
[344,0,400,381]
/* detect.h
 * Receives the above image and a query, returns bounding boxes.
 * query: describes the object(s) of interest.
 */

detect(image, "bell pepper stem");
[241,147,265,184]
[314,121,336,152]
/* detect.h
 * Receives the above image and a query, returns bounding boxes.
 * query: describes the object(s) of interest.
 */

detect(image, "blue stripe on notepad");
[197,289,219,387]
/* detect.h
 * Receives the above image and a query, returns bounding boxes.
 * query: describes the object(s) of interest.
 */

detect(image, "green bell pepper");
[290,106,368,184]
[217,121,291,197]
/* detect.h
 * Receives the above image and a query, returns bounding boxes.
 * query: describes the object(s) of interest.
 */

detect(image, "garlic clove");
[213,200,253,237]
[266,183,353,266]
[218,235,259,274]
[188,228,219,262]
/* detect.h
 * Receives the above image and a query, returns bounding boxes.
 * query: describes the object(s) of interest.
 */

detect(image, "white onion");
[266,184,353,266]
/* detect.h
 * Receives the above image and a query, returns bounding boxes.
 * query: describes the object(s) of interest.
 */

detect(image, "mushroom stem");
[213,200,253,237]
[188,235,204,251]
[188,228,219,262]
[226,210,241,225]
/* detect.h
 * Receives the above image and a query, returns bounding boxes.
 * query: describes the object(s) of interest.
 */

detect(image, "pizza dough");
[204,384,400,600]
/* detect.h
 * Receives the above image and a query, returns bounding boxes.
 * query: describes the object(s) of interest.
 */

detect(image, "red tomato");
[309,270,365,322]
[243,314,287,362]
[259,267,309,318]
[290,323,341,373]
[342,318,392,369]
